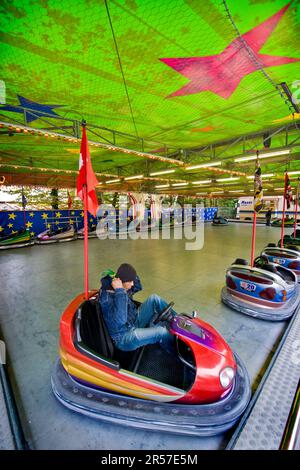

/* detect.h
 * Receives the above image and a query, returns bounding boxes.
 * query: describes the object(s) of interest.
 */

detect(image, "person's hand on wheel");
[153,302,175,325]
[112,277,123,289]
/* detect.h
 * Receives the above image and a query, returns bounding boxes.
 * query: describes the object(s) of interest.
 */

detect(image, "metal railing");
[0,338,28,450]
[280,380,300,450]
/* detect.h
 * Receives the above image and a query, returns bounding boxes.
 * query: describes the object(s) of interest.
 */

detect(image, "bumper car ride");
[0,228,34,250]
[222,256,300,320]
[36,225,76,244]
[278,230,300,250]
[136,220,160,232]
[271,218,294,227]
[212,217,229,226]
[77,226,97,238]
[51,293,250,436]
[262,244,300,283]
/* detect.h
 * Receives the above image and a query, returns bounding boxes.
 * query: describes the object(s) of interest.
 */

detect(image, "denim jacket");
[99,275,142,342]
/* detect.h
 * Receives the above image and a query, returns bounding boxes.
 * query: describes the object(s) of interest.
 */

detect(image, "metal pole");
[280,380,300,450]
[250,211,257,267]
[294,191,298,239]
[281,180,286,248]
[0,361,28,449]
[83,184,89,299]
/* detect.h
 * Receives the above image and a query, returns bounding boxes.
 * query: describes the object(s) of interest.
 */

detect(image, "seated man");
[99,263,175,352]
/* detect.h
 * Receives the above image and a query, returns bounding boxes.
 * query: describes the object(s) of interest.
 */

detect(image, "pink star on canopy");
[160,3,299,99]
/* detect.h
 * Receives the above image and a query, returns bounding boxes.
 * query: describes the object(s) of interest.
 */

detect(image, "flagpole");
[251,151,261,267]
[250,211,257,267]
[83,184,89,299]
[280,174,286,248]
[294,182,299,239]
[82,122,89,299]
[77,120,98,300]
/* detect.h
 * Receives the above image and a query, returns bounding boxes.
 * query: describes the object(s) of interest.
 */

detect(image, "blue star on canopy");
[1,95,64,123]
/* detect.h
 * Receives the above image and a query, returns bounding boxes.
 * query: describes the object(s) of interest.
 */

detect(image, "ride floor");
[0,223,291,449]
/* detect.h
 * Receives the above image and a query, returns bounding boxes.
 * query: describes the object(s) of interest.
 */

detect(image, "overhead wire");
[104,0,139,140]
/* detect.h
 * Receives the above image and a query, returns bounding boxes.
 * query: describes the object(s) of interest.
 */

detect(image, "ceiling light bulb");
[105,179,120,184]
[124,174,144,180]
[150,169,175,176]
[185,161,222,171]
[216,177,239,182]
[191,180,212,185]
[235,149,291,163]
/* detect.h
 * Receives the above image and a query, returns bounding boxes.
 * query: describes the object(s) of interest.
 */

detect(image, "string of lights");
[0,121,185,166]
[0,122,249,178]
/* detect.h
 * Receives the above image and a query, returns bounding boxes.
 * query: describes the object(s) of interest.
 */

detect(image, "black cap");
[116,263,137,282]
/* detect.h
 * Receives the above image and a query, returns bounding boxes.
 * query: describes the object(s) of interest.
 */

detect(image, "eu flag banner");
[0,208,217,238]
[254,155,263,213]
[0,210,96,237]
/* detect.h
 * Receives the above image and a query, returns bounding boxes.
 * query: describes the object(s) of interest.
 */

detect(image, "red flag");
[284,172,293,209]
[77,125,98,216]
[67,190,72,210]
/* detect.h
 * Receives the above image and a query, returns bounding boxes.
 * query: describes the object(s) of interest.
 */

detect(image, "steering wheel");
[254,255,269,268]
[153,302,175,325]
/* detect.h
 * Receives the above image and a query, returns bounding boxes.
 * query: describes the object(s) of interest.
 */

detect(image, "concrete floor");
[0,223,290,449]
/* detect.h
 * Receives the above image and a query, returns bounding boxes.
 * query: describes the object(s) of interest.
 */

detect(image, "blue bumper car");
[260,244,300,283]
[212,216,228,226]
[221,255,300,321]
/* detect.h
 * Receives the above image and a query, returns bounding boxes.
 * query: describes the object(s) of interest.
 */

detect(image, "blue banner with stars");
[0,207,217,237]
[0,210,93,237]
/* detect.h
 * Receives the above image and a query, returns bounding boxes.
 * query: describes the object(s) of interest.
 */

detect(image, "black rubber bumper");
[221,285,300,321]
[51,354,251,437]
[0,241,34,250]
[35,237,76,244]
[77,233,97,239]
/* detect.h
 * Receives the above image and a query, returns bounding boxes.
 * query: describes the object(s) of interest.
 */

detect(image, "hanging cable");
[104,0,139,139]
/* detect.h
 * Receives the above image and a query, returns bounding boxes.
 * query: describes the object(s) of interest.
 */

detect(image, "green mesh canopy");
[0,0,299,192]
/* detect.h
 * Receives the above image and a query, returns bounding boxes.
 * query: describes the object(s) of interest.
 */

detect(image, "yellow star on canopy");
[55,212,61,218]
[30,232,35,237]
[26,221,33,228]
[0,226,3,233]
[8,223,13,228]
[80,211,84,217]
[11,230,17,234]
[8,213,16,220]
[71,211,75,215]
[89,218,93,223]
[29,212,35,217]
[69,219,74,224]
[41,213,48,219]
[47,223,51,229]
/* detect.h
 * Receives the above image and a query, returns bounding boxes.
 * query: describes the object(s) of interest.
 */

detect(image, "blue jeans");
[115,294,176,352]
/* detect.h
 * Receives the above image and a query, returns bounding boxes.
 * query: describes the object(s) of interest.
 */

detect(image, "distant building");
[237,196,293,221]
